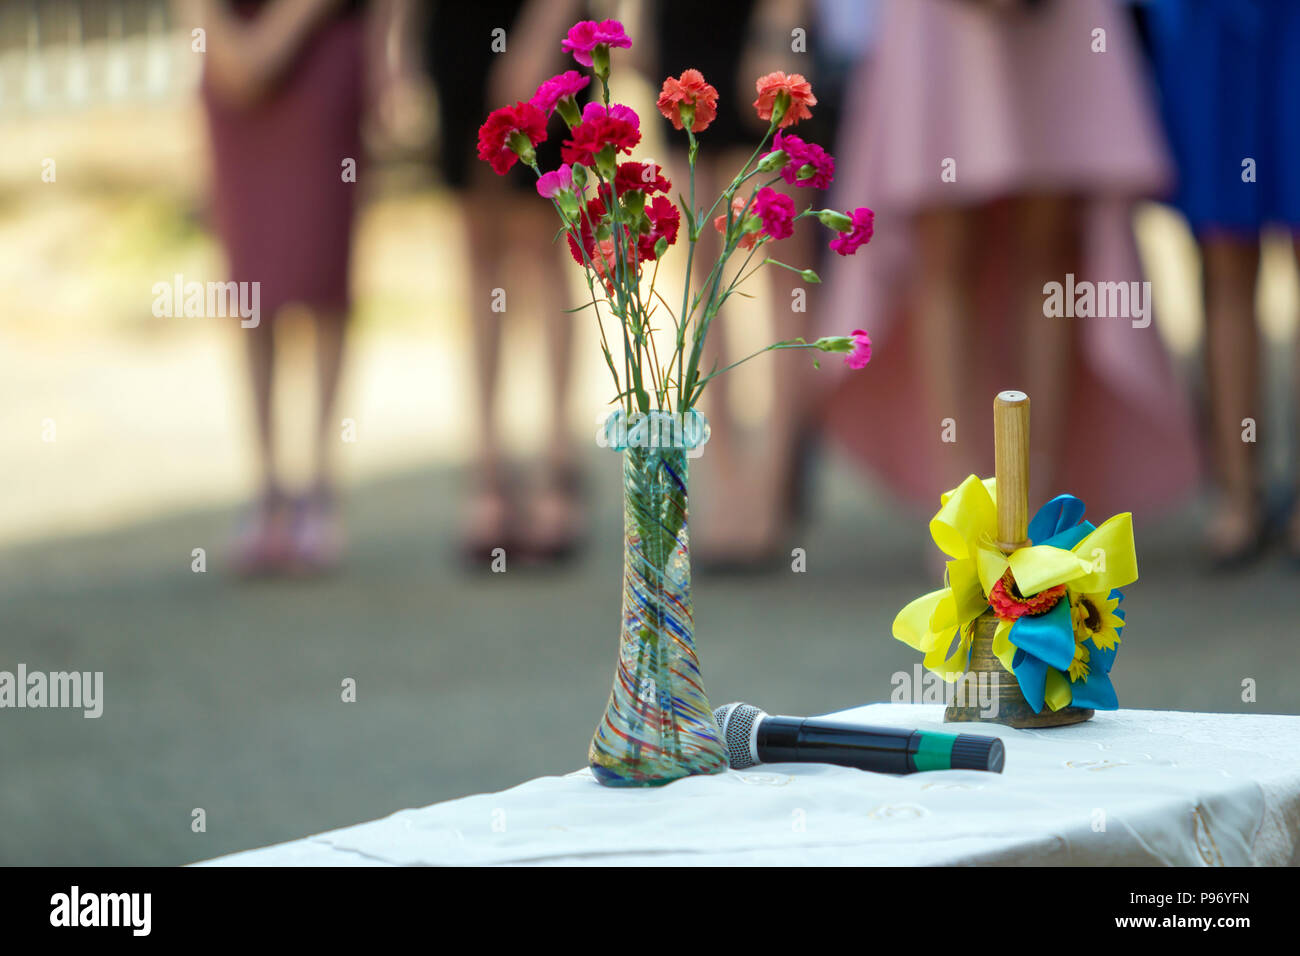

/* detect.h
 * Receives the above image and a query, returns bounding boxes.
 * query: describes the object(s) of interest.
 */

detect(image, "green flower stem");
[675,129,699,412]
[688,339,818,393]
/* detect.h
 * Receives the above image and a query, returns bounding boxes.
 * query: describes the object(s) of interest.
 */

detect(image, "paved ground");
[2,448,1298,866]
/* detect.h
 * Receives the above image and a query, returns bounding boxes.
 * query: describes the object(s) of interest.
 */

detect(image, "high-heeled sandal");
[1280,496,1300,569]
[231,486,294,578]
[1205,498,1269,572]
[518,463,588,566]
[289,484,346,575]
[459,467,519,570]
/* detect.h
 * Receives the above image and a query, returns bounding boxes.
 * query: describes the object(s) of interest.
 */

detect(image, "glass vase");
[588,410,729,787]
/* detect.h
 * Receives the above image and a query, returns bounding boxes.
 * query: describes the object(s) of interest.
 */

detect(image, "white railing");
[0,0,200,115]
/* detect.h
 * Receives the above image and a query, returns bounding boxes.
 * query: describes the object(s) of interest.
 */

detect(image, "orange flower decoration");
[657,69,719,133]
[753,71,816,128]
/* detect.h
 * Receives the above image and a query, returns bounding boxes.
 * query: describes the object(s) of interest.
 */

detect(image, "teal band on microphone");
[912,731,957,771]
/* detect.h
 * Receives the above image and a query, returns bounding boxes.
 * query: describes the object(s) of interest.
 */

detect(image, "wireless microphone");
[713,702,1005,774]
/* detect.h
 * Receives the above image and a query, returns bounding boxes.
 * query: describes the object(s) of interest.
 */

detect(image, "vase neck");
[604,409,710,456]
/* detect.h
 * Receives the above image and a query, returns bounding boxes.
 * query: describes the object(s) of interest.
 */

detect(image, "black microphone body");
[715,703,1005,774]
[757,715,922,774]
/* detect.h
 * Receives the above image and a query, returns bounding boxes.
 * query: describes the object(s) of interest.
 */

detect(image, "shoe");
[518,463,588,566]
[289,484,345,575]
[231,487,294,578]
[460,467,518,570]
[1205,498,1268,572]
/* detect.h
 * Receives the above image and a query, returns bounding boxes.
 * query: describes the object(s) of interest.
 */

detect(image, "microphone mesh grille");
[714,703,761,769]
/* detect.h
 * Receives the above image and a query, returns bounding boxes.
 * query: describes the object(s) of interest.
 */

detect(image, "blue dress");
[1145,0,1300,234]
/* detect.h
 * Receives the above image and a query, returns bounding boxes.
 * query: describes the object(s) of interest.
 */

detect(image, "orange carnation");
[753,71,816,128]
[713,195,759,250]
[657,69,719,133]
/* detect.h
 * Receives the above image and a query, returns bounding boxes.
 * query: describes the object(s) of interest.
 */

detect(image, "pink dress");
[818,0,1198,519]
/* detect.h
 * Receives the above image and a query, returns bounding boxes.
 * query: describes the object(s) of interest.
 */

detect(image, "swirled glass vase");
[588,410,729,787]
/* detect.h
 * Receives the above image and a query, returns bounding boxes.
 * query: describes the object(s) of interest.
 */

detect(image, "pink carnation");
[828,207,875,256]
[753,187,796,241]
[530,71,590,115]
[536,164,575,199]
[846,329,872,369]
[580,101,639,127]
[561,19,631,68]
[770,131,834,190]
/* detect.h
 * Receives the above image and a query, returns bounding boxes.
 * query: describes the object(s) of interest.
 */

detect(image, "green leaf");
[678,195,696,237]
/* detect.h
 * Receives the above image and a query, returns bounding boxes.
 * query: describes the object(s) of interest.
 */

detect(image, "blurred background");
[2,0,1299,865]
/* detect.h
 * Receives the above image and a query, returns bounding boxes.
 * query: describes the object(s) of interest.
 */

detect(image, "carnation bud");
[595,145,618,181]
[557,191,582,220]
[654,236,669,259]
[815,208,853,232]
[796,164,817,181]
[557,97,582,130]
[769,90,790,127]
[800,269,820,284]
[757,149,788,173]
[623,189,646,218]
[506,130,536,168]
[592,45,611,82]
[811,334,853,354]
[571,163,589,189]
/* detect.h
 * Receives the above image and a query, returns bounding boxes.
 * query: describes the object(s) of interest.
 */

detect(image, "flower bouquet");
[477,18,875,786]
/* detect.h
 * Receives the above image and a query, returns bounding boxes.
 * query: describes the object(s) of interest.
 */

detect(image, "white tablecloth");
[199,704,1300,866]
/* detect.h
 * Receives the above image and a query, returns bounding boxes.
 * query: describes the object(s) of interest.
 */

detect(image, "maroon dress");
[201,8,365,320]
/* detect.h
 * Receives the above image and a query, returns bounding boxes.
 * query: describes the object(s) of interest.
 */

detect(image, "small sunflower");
[1071,591,1124,652]
[1067,641,1091,683]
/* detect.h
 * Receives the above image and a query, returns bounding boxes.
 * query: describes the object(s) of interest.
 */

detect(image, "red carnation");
[614,162,671,196]
[561,116,641,168]
[566,196,609,265]
[636,196,680,262]
[477,101,548,176]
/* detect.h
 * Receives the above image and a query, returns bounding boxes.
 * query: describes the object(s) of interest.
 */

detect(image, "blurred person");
[415,0,589,566]
[816,0,1197,536]
[649,0,867,569]
[197,0,381,574]
[1142,0,1300,567]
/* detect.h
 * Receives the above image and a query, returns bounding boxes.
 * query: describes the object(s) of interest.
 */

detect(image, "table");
[198,704,1300,866]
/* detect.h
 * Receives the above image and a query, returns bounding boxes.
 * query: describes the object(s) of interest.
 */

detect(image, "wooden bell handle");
[994,390,1030,553]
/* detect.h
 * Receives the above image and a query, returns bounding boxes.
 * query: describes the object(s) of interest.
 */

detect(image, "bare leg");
[232,315,293,574]
[244,316,278,494]
[459,180,513,559]
[1013,193,1081,501]
[311,310,347,488]
[690,153,785,566]
[914,205,981,491]
[289,307,350,570]
[763,212,820,520]
[518,201,586,558]
[693,158,739,468]
[1287,237,1300,557]
[1201,236,1263,561]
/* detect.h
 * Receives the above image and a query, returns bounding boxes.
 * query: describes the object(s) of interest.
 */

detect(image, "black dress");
[424,0,570,191]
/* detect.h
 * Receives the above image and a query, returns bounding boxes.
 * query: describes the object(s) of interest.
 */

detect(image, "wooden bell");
[943,391,1093,728]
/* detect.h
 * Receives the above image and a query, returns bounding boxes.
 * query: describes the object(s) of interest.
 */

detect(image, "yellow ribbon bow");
[892,476,1138,710]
